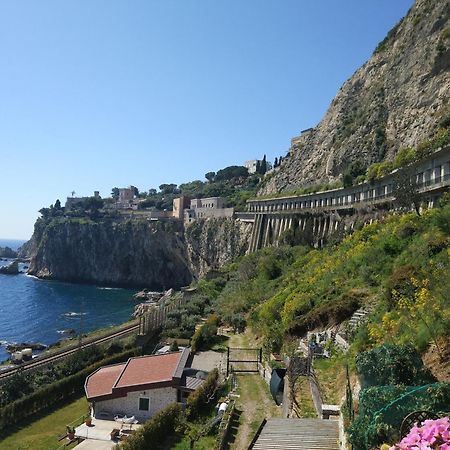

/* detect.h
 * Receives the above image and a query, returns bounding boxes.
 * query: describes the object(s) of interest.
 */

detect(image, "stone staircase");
[251,418,339,450]
[346,304,375,333]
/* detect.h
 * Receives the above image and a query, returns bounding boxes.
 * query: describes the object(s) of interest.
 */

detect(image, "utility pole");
[78,301,84,348]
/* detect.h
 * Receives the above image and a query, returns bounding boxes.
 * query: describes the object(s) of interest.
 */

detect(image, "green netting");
[348,382,450,450]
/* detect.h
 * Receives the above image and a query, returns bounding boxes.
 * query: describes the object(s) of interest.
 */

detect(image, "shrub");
[355,344,435,388]
[0,348,137,433]
[348,384,450,450]
[385,265,418,309]
[185,369,219,420]
[120,403,182,450]
[191,315,218,353]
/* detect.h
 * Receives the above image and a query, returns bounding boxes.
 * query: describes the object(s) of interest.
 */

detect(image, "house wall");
[93,387,177,422]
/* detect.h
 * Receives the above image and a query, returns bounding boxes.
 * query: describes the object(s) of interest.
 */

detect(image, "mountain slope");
[260,0,450,195]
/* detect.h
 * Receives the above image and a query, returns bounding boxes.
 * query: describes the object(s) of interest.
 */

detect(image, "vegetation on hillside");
[343,116,450,187]
[180,197,450,361]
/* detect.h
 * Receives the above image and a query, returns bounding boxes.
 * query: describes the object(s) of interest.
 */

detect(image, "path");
[226,330,282,450]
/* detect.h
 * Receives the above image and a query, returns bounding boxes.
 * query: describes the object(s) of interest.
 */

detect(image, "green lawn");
[0,396,89,450]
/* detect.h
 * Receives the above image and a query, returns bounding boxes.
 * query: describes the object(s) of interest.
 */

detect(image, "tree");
[54,199,62,210]
[215,165,249,181]
[205,171,216,182]
[111,187,119,199]
[260,154,267,175]
[131,186,139,197]
[343,161,365,187]
[159,183,178,194]
[39,207,51,219]
[393,167,421,216]
[274,157,278,168]
[148,188,157,196]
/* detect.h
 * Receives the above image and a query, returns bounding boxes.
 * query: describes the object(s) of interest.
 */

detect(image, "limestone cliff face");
[184,218,252,279]
[28,219,192,289]
[27,217,252,287]
[260,0,450,195]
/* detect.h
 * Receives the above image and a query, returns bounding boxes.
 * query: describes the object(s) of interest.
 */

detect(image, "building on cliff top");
[65,191,101,211]
[244,159,273,174]
[182,197,234,223]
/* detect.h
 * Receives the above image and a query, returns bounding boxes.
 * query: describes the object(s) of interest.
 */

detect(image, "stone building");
[172,196,191,220]
[65,191,101,211]
[183,197,234,223]
[84,349,204,423]
[244,159,272,174]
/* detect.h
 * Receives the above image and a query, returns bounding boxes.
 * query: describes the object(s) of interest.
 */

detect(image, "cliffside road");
[0,321,139,383]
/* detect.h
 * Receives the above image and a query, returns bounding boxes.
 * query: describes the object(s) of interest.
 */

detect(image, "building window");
[139,397,150,411]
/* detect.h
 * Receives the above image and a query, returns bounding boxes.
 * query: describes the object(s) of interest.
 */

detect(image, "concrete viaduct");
[238,145,450,253]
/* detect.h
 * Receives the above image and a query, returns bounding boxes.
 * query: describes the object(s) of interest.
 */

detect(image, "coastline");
[0,271,137,363]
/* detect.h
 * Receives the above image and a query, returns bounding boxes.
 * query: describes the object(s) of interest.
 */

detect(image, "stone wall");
[94,386,177,422]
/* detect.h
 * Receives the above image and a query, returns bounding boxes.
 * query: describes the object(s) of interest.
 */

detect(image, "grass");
[0,396,89,450]
[314,356,347,405]
[227,330,281,450]
[293,378,317,418]
[170,434,218,450]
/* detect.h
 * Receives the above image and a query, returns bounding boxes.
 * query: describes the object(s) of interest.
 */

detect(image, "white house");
[84,349,204,423]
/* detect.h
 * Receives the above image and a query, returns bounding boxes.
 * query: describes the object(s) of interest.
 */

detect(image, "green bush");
[0,348,137,433]
[186,369,219,420]
[191,315,218,353]
[348,383,450,450]
[355,344,435,388]
[119,403,182,450]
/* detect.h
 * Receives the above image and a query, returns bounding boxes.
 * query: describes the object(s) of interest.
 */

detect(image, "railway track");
[0,321,139,382]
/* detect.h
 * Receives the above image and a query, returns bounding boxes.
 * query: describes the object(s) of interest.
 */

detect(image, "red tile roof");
[85,363,126,399]
[85,350,188,401]
[115,352,183,388]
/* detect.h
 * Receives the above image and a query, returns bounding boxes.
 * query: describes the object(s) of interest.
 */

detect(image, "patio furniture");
[110,428,120,440]
[400,410,439,438]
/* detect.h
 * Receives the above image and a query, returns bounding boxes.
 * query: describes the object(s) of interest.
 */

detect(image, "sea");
[0,239,136,362]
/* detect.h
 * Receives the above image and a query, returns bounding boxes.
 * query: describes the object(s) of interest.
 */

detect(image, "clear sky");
[0,0,414,239]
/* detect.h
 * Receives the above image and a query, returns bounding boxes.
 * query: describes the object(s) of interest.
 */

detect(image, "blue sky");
[0,0,413,239]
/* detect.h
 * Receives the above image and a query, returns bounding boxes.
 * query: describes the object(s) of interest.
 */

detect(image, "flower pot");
[85,418,92,426]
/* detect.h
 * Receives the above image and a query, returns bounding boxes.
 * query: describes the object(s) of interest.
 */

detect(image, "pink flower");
[388,418,450,450]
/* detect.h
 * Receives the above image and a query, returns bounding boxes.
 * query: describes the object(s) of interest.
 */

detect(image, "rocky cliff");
[185,218,252,279]
[260,0,450,195]
[28,218,192,289]
[27,216,251,288]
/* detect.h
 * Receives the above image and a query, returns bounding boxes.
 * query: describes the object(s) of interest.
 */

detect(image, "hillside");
[203,198,450,375]
[260,0,450,195]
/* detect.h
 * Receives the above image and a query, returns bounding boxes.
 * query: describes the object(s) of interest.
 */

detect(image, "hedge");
[118,402,182,450]
[186,368,219,420]
[0,348,138,433]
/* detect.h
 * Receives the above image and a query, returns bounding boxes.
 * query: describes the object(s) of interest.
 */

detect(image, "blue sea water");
[0,239,136,362]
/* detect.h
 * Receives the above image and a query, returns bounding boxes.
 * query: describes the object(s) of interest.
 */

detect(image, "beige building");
[172,196,191,220]
[184,197,234,223]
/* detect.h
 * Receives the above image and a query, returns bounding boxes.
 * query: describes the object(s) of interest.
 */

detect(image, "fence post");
[226,347,230,377]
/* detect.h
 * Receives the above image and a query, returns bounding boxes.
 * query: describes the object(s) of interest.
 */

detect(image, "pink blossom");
[388,417,450,450]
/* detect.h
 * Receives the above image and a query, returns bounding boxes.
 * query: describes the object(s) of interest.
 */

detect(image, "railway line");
[0,321,139,382]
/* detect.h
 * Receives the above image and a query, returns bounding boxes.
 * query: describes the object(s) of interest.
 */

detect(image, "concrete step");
[252,418,339,450]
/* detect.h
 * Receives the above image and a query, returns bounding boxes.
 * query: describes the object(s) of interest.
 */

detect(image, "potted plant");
[85,415,92,426]
[66,426,75,440]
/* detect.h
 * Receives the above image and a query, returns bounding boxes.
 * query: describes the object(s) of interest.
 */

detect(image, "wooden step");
[251,418,339,450]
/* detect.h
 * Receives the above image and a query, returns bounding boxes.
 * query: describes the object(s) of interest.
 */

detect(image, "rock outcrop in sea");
[0,260,19,275]
[0,246,17,259]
